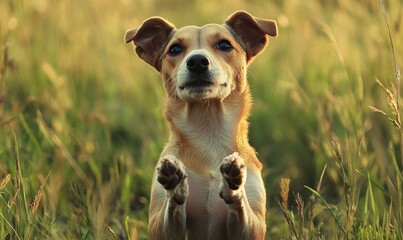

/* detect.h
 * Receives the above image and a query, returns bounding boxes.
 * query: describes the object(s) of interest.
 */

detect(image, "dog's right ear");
[226,11,277,63]
[125,17,175,71]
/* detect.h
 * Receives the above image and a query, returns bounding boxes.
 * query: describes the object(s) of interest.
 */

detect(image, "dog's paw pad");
[220,152,245,190]
[157,158,185,190]
[173,194,186,205]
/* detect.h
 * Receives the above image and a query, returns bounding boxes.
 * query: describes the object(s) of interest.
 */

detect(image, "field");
[1,0,402,239]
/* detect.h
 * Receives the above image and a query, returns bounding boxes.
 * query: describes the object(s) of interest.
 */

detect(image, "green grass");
[1,0,402,239]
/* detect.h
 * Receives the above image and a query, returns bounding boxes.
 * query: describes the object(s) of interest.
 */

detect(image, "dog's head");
[125,11,277,101]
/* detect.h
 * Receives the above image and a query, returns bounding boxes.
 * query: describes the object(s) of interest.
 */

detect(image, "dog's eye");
[216,40,233,52]
[168,44,183,56]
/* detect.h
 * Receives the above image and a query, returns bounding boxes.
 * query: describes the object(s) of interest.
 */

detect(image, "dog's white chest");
[185,171,227,239]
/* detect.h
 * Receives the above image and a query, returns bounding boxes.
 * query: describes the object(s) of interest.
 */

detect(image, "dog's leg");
[219,152,266,240]
[149,155,188,240]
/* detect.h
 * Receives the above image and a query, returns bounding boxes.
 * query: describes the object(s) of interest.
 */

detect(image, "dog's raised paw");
[156,156,188,204]
[219,152,246,204]
[157,157,185,190]
[220,152,245,190]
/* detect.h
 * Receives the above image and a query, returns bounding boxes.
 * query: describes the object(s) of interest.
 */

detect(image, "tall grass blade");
[19,114,42,152]
[356,170,391,201]
[304,185,346,234]
[0,211,22,240]
[366,172,377,219]
[12,127,30,221]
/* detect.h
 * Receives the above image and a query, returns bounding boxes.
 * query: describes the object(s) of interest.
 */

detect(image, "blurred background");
[1,0,402,239]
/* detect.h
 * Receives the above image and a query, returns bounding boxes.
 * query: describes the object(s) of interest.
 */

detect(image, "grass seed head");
[280,177,291,210]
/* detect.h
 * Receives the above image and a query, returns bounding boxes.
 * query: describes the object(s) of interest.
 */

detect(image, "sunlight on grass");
[1,0,403,239]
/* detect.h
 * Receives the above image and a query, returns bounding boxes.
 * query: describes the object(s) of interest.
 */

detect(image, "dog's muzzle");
[179,53,215,90]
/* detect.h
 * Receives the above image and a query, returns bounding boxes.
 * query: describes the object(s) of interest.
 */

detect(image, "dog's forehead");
[172,24,233,41]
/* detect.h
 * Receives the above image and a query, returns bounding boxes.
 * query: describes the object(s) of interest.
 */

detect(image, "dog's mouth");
[180,80,212,90]
[179,79,228,91]
[176,69,231,100]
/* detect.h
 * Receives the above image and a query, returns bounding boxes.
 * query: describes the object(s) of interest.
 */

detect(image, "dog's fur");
[125,11,277,240]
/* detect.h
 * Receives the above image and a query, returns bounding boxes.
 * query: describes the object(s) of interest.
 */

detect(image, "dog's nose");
[186,54,210,73]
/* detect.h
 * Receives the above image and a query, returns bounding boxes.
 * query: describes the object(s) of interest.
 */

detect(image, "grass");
[0,0,402,239]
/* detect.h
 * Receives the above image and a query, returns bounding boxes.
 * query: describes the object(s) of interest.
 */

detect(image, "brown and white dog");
[125,11,277,240]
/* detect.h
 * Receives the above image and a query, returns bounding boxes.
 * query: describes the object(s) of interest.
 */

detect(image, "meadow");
[0,0,402,239]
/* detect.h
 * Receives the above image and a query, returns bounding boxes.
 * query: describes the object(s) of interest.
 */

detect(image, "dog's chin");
[177,84,231,101]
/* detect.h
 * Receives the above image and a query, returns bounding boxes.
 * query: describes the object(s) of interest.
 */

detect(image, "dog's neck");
[164,87,258,173]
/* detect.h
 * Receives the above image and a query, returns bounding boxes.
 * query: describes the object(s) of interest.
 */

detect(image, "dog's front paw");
[157,156,188,205]
[219,152,246,204]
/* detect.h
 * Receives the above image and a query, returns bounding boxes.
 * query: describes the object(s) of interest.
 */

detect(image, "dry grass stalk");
[275,197,298,238]
[279,177,291,210]
[379,0,403,169]
[130,227,138,240]
[379,0,400,90]
[93,180,116,239]
[30,172,51,215]
[369,79,401,129]
[278,177,299,238]
[331,136,357,238]
[107,225,120,240]
[0,45,8,94]
[294,192,305,237]
[0,174,11,190]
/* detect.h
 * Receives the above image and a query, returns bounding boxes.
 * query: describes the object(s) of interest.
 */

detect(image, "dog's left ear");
[125,17,175,71]
[225,11,277,63]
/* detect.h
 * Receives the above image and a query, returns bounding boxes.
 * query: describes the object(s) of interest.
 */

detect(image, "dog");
[125,11,277,240]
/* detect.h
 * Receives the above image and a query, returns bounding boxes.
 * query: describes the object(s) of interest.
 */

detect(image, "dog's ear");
[125,17,175,71]
[225,11,277,63]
